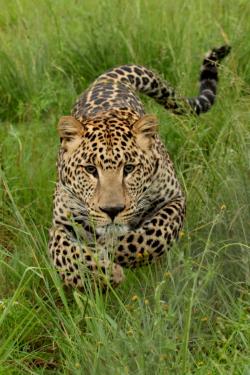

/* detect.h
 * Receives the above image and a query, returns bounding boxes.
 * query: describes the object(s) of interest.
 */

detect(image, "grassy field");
[0,0,249,373]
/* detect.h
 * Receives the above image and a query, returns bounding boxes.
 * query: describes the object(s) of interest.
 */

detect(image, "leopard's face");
[58,113,159,234]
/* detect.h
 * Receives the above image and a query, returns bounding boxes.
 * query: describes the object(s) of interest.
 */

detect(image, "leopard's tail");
[174,45,231,115]
[97,45,231,116]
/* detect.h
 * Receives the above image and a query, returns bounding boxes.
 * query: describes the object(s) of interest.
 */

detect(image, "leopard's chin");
[96,223,129,237]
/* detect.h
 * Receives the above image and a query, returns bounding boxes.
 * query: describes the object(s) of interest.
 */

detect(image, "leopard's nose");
[99,205,125,221]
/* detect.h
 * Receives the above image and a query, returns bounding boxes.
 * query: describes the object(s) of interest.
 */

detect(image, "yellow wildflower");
[164,272,171,278]
[201,316,208,322]
[131,295,138,302]
[160,354,168,361]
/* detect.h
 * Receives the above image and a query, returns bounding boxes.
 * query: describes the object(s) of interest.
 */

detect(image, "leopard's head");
[58,111,160,235]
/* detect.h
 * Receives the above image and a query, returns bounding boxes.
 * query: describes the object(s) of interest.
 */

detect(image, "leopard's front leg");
[114,197,185,267]
[49,225,124,288]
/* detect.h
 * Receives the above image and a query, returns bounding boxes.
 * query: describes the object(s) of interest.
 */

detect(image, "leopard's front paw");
[110,263,125,287]
[92,259,125,289]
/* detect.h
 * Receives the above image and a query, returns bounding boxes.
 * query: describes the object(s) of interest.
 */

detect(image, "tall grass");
[0,0,249,373]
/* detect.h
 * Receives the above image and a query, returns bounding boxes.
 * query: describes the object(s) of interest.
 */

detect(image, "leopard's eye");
[84,165,98,177]
[124,164,135,176]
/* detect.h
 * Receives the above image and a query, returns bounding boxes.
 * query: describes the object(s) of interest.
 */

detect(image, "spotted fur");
[49,45,230,288]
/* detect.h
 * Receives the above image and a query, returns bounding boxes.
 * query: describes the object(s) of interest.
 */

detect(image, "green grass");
[0,0,249,373]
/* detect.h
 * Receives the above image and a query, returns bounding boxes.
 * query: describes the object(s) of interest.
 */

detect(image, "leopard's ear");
[58,116,84,151]
[132,115,158,149]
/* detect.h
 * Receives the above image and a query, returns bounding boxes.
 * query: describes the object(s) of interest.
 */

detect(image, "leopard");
[49,45,231,289]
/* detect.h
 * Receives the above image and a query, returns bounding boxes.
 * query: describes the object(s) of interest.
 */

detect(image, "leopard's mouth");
[96,223,129,237]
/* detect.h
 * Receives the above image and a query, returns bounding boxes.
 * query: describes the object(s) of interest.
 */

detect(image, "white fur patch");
[96,224,129,237]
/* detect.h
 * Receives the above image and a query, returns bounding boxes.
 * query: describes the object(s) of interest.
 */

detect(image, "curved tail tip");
[211,44,231,61]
